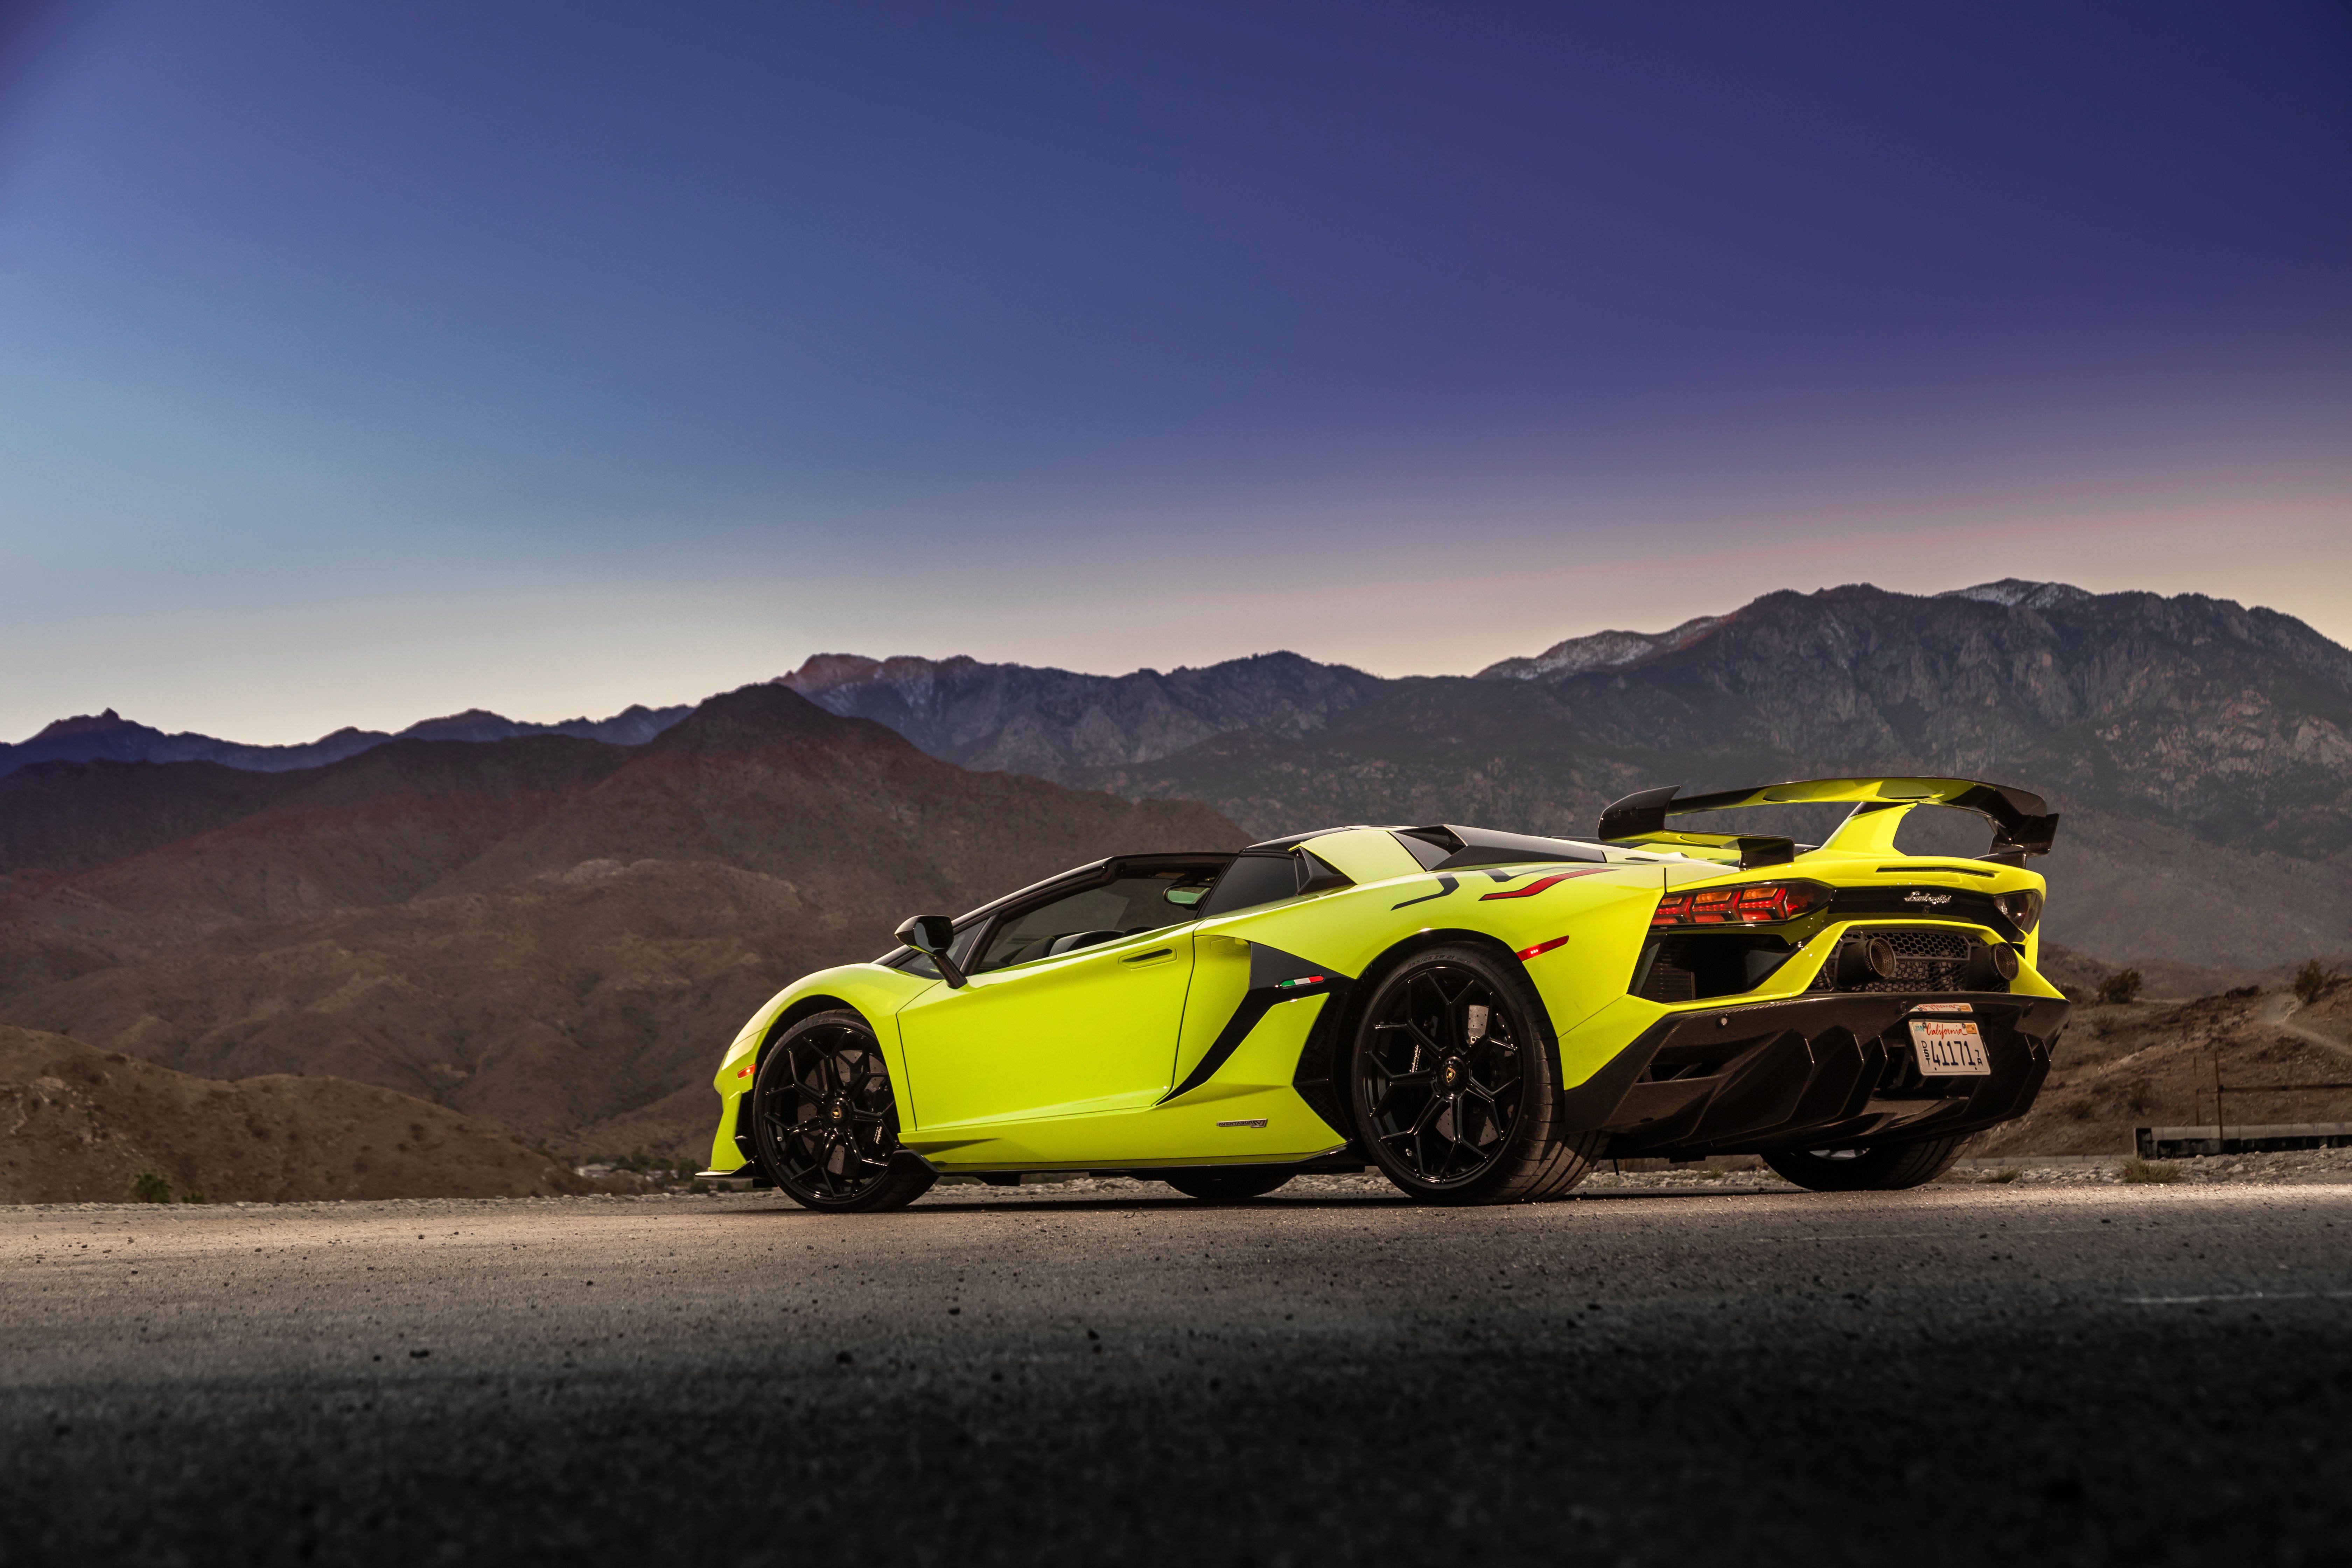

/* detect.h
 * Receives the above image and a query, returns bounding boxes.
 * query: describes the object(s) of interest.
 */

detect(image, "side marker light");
[1516,936,1571,961]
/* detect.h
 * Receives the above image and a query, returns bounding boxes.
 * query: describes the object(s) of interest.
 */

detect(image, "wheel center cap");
[829,1101,846,1123]
[1441,1057,1463,1090]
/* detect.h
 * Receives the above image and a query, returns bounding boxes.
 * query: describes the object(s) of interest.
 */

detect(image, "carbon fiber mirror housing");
[895,915,968,988]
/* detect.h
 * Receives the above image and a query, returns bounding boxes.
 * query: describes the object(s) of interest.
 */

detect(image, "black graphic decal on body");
[1160,944,1353,1104]
[1391,875,1459,909]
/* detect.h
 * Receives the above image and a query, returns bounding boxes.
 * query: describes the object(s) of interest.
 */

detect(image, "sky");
[2,0,2348,743]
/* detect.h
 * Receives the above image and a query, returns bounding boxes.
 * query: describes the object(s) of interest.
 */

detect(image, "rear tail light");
[1651,880,1827,929]
[1994,889,2043,933]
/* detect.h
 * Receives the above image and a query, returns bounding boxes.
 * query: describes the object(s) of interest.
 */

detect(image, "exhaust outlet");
[1964,941,2022,989]
[1837,936,1901,988]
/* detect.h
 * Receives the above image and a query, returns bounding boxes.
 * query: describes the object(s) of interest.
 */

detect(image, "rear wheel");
[1348,945,1600,1205]
[1162,1167,1295,1203]
[1762,1136,1966,1192]
[750,1010,937,1212]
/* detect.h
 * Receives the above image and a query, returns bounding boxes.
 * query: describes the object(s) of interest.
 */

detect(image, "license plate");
[1909,1018,1989,1075]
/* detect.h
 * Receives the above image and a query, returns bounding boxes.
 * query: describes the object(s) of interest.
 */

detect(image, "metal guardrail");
[2136,1122,2352,1159]
[2185,1044,2352,1153]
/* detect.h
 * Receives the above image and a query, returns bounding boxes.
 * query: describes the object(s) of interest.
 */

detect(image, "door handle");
[1121,948,1176,965]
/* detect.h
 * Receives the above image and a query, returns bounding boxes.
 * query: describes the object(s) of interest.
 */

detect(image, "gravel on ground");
[4,1177,2348,1567]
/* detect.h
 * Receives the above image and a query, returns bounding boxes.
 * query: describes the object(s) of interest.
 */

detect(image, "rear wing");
[1597,777,2059,864]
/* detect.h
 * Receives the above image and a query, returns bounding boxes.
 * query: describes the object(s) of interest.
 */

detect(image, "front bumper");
[1558,990,2068,1158]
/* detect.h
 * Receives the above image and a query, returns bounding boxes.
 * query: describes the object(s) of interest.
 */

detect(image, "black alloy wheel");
[750,1010,937,1212]
[1762,1136,1967,1191]
[1162,1167,1296,1203]
[1348,945,1599,1205]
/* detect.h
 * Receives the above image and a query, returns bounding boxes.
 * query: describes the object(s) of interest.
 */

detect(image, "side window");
[973,870,1213,973]
[1196,852,1302,918]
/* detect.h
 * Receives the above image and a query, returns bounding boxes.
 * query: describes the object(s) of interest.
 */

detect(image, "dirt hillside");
[0,685,1246,1163]
[1969,979,2352,1158]
[0,1025,586,1203]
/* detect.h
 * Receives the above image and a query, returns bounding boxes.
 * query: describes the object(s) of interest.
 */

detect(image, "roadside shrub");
[2097,969,2143,1006]
[2293,960,2342,1006]
[2062,1097,2096,1121]
[2125,1083,2156,1116]
[128,1169,172,1204]
[2121,1157,2179,1184]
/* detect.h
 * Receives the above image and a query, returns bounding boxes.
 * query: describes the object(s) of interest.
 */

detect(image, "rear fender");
[1292,927,1574,1143]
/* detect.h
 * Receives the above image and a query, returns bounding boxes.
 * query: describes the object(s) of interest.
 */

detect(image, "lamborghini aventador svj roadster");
[702,776,2068,1209]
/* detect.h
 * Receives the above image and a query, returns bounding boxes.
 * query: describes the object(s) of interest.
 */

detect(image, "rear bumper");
[1558,990,2068,1158]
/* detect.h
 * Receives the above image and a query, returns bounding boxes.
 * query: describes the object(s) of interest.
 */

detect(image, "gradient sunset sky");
[3,1,2348,742]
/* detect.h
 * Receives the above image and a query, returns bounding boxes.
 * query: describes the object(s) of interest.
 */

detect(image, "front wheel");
[1348,945,1599,1205]
[1762,1137,1966,1192]
[750,1010,938,1212]
[1162,1167,1295,1203]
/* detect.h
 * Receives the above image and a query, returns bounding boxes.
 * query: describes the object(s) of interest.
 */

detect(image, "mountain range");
[4,577,2346,1172]
[12,579,2350,967]
[776,580,2352,964]
[0,702,692,780]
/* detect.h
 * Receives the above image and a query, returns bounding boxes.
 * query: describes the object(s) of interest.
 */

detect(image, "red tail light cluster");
[1651,880,1827,929]
[1993,889,2043,933]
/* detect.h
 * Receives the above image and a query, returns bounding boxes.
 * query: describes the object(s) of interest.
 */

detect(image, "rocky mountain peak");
[645,680,890,758]
[1476,616,1730,681]
[397,709,518,742]
[780,653,886,694]
[780,653,999,702]
[27,708,136,742]
[1936,579,2094,611]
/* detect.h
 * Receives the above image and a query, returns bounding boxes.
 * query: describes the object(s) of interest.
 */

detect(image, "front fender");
[706,963,939,1172]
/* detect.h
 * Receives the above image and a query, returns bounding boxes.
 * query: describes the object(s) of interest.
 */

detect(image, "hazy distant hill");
[0,686,1243,1158]
[782,582,2352,965]
[0,702,691,780]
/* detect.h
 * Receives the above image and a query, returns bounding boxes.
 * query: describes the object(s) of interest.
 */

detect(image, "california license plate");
[1909,1017,1989,1076]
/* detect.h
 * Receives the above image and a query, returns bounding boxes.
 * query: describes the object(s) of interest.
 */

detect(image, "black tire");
[1348,944,1601,1205]
[750,1010,938,1213]
[1162,1167,1295,1203]
[1762,1136,1967,1192]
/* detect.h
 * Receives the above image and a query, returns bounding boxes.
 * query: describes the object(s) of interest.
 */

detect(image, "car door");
[894,868,1209,1136]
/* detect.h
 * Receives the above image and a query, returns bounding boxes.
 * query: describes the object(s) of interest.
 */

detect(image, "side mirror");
[895,914,968,989]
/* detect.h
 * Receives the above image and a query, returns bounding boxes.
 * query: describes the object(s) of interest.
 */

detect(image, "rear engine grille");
[1810,927,1975,993]
[1634,934,1799,1004]
[1642,960,1697,1004]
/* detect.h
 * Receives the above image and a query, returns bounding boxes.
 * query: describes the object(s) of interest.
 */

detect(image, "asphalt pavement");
[4,1177,2349,1567]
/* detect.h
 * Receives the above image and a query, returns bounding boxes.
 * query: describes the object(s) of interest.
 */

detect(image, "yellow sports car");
[701,777,2067,1209]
